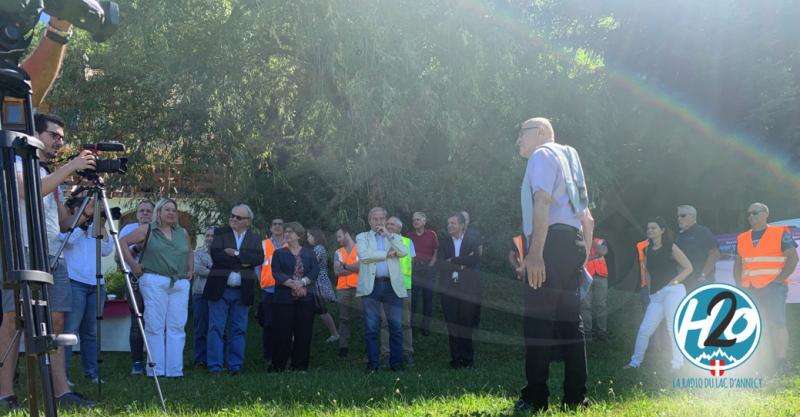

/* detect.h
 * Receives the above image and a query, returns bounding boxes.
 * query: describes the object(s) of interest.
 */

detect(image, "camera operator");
[0,113,97,410]
[20,16,74,107]
[60,193,112,385]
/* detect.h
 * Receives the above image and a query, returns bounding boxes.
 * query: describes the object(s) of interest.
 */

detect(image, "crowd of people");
[0,24,796,412]
[158,206,483,375]
[0,112,795,415]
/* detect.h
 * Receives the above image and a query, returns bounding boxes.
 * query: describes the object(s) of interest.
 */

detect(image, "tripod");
[49,177,166,410]
[0,65,75,417]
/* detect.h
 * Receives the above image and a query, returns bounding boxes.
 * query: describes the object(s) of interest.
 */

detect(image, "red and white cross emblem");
[709,359,726,376]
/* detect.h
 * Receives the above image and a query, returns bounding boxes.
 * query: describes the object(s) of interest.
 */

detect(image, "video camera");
[0,0,120,65]
[79,141,127,178]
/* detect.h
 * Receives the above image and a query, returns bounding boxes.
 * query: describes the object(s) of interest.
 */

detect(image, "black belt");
[226,285,241,289]
[374,276,391,282]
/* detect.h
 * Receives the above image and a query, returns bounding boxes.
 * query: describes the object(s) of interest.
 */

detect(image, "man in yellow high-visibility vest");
[380,217,416,366]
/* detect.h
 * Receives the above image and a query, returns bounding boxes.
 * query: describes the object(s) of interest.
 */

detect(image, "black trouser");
[440,284,480,366]
[520,226,587,407]
[270,299,315,371]
[259,291,274,361]
[411,263,435,331]
[129,284,144,363]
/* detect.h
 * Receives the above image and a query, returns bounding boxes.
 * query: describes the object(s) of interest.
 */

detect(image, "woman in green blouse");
[120,198,194,377]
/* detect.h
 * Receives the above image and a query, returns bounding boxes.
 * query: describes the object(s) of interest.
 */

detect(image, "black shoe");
[461,360,474,369]
[194,361,207,369]
[449,360,462,369]
[421,328,430,336]
[229,369,241,376]
[510,399,546,413]
[339,348,349,358]
[562,397,590,411]
[0,395,20,411]
[56,391,96,408]
[390,366,404,372]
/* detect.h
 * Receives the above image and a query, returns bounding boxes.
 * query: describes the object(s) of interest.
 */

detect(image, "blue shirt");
[374,232,390,278]
[522,146,583,233]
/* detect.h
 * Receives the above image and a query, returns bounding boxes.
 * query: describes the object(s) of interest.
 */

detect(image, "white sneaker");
[325,335,340,343]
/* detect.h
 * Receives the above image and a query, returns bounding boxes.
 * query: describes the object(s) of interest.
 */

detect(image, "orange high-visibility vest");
[737,225,788,288]
[512,235,524,262]
[260,239,287,289]
[336,245,359,289]
[637,240,648,288]
[585,237,609,278]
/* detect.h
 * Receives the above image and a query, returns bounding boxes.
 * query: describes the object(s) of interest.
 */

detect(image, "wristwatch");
[46,25,73,45]
[234,250,240,257]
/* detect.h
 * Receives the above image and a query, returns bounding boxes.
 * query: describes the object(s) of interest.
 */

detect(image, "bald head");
[521,117,554,138]
[517,117,555,159]
[747,202,770,230]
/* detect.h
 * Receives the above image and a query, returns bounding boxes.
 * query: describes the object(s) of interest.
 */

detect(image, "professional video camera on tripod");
[0,1,165,416]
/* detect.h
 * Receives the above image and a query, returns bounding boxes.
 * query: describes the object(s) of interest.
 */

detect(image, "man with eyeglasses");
[734,202,798,374]
[119,199,155,375]
[203,204,264,375]
[1,113,98,409]
[256,218,287,367]
[513,117,594,413]
[675,205,720,290]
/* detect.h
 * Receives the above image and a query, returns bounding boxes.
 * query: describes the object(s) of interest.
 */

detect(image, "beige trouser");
[381,294,413,355]
[336,287,358,349]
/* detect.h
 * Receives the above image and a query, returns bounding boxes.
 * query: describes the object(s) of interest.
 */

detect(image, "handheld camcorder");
[79,141,127,178]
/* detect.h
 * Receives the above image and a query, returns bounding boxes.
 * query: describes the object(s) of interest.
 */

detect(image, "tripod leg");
[94,195,104,399]
[98,189,166,411]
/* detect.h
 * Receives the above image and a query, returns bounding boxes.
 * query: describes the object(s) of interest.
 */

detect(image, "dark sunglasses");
[230,214,250,221]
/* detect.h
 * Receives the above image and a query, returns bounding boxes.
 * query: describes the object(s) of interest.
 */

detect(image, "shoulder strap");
[138,224,152,265]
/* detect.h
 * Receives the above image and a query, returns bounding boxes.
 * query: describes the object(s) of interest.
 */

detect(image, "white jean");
[629,283,686,369]
[138,273,190,377]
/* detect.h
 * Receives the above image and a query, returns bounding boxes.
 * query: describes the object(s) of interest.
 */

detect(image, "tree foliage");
[40,0,800,276]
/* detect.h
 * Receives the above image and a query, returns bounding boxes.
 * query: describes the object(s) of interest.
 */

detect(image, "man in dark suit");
[203,204,264,375]
[436,212,482,369]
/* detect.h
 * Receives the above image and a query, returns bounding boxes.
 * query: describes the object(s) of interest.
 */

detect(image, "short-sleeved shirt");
[405,229,438,262]
[15,157,62,257]
[675,224,719,283]
[521,146,582,234]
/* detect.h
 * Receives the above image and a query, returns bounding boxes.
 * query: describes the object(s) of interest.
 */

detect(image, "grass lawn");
[5,270,800,416]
